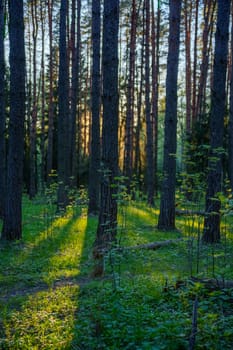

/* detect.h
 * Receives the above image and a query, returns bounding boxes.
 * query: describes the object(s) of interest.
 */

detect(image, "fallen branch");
[191,276,233,289]
[120,238,183,251]
[175,209,205,216]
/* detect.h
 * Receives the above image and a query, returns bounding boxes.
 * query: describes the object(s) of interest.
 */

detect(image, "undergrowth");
[0,196,233,349]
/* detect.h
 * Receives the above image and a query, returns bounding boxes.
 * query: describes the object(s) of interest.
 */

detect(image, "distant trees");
[1,0,233,247]
[2,0,26,240]
[158,0,182,230]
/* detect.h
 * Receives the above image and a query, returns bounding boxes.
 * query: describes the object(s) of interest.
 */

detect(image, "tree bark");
[93,0,119,274]
[0,0,5,218]
[57,0,70,210]
[46,0,54,181]
[124,0,137,194]
[158,0,181,230]
[145,0,154,206]
[229,6,233,191]
[29,0,38,199]
[2,0,26,240]
[202,0,231,243]
[88,0,101,215]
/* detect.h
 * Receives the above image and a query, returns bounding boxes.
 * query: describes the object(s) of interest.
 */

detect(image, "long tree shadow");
[0,199,97,349]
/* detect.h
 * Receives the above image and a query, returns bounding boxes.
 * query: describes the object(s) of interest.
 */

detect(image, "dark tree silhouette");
[88,0,101,215]
[57,0,70,210]
[158,0,181,230]
[229,7,233,192]
[2,0,26,240]
[202,0,231,243]
[93,0,119,275]
[0,0,5,219]
[124,0,137,194]
[145,0,154,206]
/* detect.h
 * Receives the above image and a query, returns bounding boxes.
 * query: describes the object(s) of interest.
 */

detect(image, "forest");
[1,0,233,348]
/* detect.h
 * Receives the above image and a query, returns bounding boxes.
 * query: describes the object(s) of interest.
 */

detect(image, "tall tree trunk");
[191,0,199,127]
[57,0,70,210]
[93,0,119,275]
[151,0,160,197]
[0,0,5,218]
[194,0,216,122]
[134,4,145,189]
[46,0,54,181]
[2,0,26,240]
[158,0,181,230]
[184,0,192,133]
[40,0,45,192]
[69,0,81,186]
[145,0,154,206]
[88,0,101,215]
[202,0,231,243]
[29,0,38,199]
[124,0,137,193]
[229,6,233,191]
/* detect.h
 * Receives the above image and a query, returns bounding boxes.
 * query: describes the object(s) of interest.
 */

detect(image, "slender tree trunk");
[40,0,45,192]
[88,0,101,215]
[0,0,5,218]
[57,0,70,210]
[134,5,145,189]
[29,0,38,199]
[124,0,137,193]
[46,0,54,181]
[195,0,216,122]
[145,0,154,206]
[158,0,181,230]
[184,0,192,133]
[93,0,119,275]
[191,0,199,127]
[69,0,81,186]
[2,0,26,240]
[229,6,233,191]
[203,0,231,243]
[151,0,160,197]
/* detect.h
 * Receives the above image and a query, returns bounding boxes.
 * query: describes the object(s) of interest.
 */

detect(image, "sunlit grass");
[2,285,79,349]
[1,195,233,349]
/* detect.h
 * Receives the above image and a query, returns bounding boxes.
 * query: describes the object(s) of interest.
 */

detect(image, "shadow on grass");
[0,200,98,349]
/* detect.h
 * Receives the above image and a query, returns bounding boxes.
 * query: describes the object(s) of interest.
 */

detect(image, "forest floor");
[1,196,233,349]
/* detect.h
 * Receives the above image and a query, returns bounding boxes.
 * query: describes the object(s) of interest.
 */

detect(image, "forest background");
[1,0,233,348]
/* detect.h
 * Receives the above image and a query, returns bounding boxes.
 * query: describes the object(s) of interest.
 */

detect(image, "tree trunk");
[202,0,231,243]
[151,0,160,197]
[184,0,192,133]
[46,0,54,181]
[57,0,70,210]
[229,6,233,191]
[0,0,5,219]
[158,0,181,230]
[29,0,38,199]
[88,0,101,215]
[194,0,216,122]
[191,0,199,127]
[93,0,119,275]
[145,0,154,206]
[40,0,46,192]
[124,0,137,194]
[2,0,26,240]
[69,0,81,187]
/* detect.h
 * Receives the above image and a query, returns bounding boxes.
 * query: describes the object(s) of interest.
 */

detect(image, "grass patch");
[0,197,233,348]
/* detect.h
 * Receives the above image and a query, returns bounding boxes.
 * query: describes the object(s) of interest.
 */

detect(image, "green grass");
[0,197,233,349]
